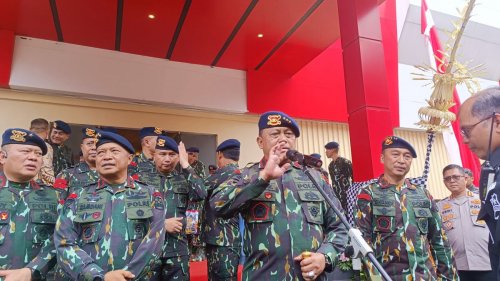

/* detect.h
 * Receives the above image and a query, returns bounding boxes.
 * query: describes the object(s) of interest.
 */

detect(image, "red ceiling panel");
[16,0,56,40]
[56,0,116,49]
[217,0,316,70]
[0,0,20,31]
[171,0,252,66]
[260,0,340,75]
[121,0,185,58]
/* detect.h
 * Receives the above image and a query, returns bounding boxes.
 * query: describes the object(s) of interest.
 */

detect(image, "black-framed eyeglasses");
[443,175,464,182]
[460,113,498,139]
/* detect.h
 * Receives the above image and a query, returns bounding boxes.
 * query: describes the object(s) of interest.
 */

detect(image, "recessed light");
[148,14,155,19]
[257,33,264,38]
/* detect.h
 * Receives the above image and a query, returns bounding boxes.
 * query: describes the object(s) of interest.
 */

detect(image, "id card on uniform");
[185,209,199,234]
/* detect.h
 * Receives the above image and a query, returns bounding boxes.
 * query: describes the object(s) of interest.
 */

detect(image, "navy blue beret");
[186,147,199,153]
[139,127,164,139]
[81,127,98,139]
[310,153,321,159]
[53,120,71,134]
[99,127,118,134]
[2,128,48,155]
[382,136,417,158]
[324,141,339,149]
[96,131,135,154]
[258,111,300,137]
[156,136,179,153]
[216,139,240,152]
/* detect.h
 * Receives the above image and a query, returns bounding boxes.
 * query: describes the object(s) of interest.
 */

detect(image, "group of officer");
[0,86,500,281]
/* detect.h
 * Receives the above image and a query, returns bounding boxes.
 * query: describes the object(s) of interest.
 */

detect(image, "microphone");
[286,150,323,168]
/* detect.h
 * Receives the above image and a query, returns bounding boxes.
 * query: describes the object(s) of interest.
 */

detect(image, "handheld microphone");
[286,150,323,168]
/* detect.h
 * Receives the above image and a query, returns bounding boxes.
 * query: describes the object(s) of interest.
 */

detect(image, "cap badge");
[267,115,282,126]
[10,130,27,142]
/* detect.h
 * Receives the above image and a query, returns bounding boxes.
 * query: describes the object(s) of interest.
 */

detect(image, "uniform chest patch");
[251,202,269,220]
[0,211,9,221]
[376,217,391,231]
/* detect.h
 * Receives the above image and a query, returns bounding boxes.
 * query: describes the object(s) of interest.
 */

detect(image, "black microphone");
[286,150,323,168]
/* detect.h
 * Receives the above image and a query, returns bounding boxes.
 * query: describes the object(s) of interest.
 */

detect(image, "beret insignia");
[10,130,27,142]
[267,115,282,126]
[157,138,165,147]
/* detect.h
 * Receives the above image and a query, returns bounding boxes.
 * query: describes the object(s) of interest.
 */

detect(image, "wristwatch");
[323,253,333,271]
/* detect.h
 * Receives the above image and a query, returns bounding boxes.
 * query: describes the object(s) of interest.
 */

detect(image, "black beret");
[156,136,179,153]
[310,153,321,159]
[186,147,199,153]
[216,139,240,152]
[96,131,135,154]
[2,128,48,155]
[53,120,71,134]
[382,136,417,158]
[139,127,164,139]
[258,111,300,137]
[324,141,339,149]
[82,127,98,139]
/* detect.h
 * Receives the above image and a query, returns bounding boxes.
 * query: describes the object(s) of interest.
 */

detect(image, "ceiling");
[0,0,341,74]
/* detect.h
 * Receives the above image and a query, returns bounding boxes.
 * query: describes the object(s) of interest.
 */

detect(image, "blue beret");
[382,136,417,158]
[2,128,48,155]
[186,147,199,153]
[82,127,98,139]
[310,153,321,159]
[53,120,71,134]
[99,126,118,134]
[324,141,339,149]
[139,127,164,139]
[156,136,179,153]
[216,139,240,152]
[258,111,300,137]
[96,131,135,154]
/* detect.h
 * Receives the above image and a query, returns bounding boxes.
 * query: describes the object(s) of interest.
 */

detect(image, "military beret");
[53,120,71,134]
[324,141,339,149]
[99,126,118,134]
[1,128,48,155]
[258,111,300,137]
[216,139,240,152]
[310,153,321,159]
[186,147,199,153]
[96,131,135,154]
[156,135,179,153]
[81,127,98,139]
[382,136,417,158]
[139,127,164,139]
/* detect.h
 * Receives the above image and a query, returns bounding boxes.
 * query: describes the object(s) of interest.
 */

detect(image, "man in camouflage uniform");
[54,127,99,195]
[49,120,74,176]
[30,118,55,185]
[54,131,166,281]
[186,146,207,261]
[211,111,348,281]
[148,136,206,280]
[355,136,458,280]
[310,153,330,185]
[0,128,65,280]
[128,127,165,187]
[325,141,352,212]
[204,139,242,281]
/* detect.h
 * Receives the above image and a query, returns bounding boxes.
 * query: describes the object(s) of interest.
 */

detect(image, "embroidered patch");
[304,191,320,201]
[309,205,320,217]
[82,225,96,241]
[264,192,272,199]
[443,221,453,230]
[267,115,281,126]
[0,211,9,221]
[153,192,164,210]
[136,209,144,217]
[357,193,372,201]
[251,202,269,220]
[53,178,68,189]
[157,138,165,147]
[442,203,452,210]
[471,209,480,216]
[85,193,102,203]
[10,130,27,142]
[92,212,101,219]
[376,216,391,231]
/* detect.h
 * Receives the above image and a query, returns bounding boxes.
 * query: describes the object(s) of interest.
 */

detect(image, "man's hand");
[259,143,291,182]
[164,217,183,234]
[293,252,326,280]
[0,268,32,281]
[178,142,190,169]
[104,270,135,281]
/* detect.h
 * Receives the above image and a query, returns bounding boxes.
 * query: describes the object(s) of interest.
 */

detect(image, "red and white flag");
[421,0,481,183]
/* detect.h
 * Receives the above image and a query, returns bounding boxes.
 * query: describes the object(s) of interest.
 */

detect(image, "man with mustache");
[211,111,347,281]
[54,127,99,195]
[49,120,74,176]
[0,128,65,281]
[55,131,166,281]
[355,136,458,280]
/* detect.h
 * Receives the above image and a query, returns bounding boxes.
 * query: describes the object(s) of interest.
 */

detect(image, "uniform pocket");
[173,183,189,209]
[373,206,396,233]
[126,207,153,240]
[246,191,275,223]
[298,190,324,225]
[30,210,57,244]
[413,207,432,234]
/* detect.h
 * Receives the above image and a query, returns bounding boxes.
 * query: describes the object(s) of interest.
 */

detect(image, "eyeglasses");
[443,175,464,182]
[460,114,495,139]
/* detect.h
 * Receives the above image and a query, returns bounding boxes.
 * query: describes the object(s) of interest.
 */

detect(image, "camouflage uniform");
[203,163,241,281]
[145,166,206,280]
[211,160,348,281]
[54,177,166,281]
[0,172,65,279]
[128,153,159,187]
[51,143,74,176]
[355,175,459,281]
[187,160,207,261]
[55,161,99,195]
[328,156,352,211]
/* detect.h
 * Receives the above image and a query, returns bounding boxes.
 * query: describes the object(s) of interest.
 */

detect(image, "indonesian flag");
[421,0,481,183]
